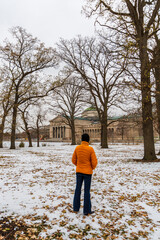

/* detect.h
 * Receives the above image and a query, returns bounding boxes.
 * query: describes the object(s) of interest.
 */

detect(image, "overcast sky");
[0,0,96,47]
[0,0,126,119]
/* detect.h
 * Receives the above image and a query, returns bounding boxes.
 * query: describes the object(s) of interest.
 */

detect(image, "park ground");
[0,141,160,240]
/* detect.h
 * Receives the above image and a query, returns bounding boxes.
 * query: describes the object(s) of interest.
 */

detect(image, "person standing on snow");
[72,133,98,215]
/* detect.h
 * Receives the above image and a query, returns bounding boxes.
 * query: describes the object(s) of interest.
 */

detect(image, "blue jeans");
[73,173,92,214]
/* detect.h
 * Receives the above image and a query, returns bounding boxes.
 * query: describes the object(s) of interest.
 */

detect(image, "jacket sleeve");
[72,148,77,166]
[90,148,98,170]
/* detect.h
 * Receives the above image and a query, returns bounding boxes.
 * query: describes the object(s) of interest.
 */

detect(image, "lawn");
[0,142,160,240]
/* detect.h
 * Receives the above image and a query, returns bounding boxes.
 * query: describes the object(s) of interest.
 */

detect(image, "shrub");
[19,142,25,148]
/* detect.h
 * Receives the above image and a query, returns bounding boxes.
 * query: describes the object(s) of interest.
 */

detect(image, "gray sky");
[0,0,95,46]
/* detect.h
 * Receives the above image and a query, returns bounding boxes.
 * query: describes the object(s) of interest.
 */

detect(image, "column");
[58,127,60,138]
[64,126,66,138]
[61,126,63,138]
[53,127,55,138]
[56,127,57,138]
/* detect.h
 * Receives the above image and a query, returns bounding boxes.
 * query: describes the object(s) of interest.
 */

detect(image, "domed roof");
[82,106,98,119]
[83,106,97,112]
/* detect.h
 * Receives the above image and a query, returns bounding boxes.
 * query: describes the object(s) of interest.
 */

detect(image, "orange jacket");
[72,141,98,175]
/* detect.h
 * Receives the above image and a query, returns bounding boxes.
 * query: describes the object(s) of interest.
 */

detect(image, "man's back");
[72,141,97,175]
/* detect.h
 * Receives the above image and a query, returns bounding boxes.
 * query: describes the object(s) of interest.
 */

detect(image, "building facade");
[49,108,146,144]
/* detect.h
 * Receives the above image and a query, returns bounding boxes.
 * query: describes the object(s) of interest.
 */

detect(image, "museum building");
[49,107,144,143]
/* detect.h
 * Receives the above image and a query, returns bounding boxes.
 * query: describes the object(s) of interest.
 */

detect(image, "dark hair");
[81,133,90,142]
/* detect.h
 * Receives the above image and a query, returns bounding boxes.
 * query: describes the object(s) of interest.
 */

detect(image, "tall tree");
[52,75,85,145]
[57,37,125,148]
[83,0,160,160]
[0,26,58,149]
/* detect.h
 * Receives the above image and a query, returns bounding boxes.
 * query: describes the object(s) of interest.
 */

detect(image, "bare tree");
[0,26,58,149]
[51,75,85,145]
[57,37,125,148]
[32,104,47,147]
[83,0,160,160]
[18,100,39,147]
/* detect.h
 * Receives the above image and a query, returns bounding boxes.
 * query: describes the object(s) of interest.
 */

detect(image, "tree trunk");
[22,114,33,147]
[37,130,40,147]
[0,116,6,148]
[28,131,32,147]
[153,43,160,155]
[101,118,108,148]
[140,38,157,161]
[155,61,160,155]
[36,119,40,147]
[141,88,156,160]
[71,128,76,145]
[71,120,76,145]
[10,104,18,149]
[156,79,160,155]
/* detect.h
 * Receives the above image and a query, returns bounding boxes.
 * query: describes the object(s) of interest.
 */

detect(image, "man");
[72,133,98,215]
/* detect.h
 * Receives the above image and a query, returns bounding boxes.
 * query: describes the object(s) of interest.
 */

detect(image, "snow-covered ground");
[0,141,160,240]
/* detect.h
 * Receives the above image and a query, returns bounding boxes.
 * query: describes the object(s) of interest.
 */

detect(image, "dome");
[83,106,97,112]
[82,106,98,119]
